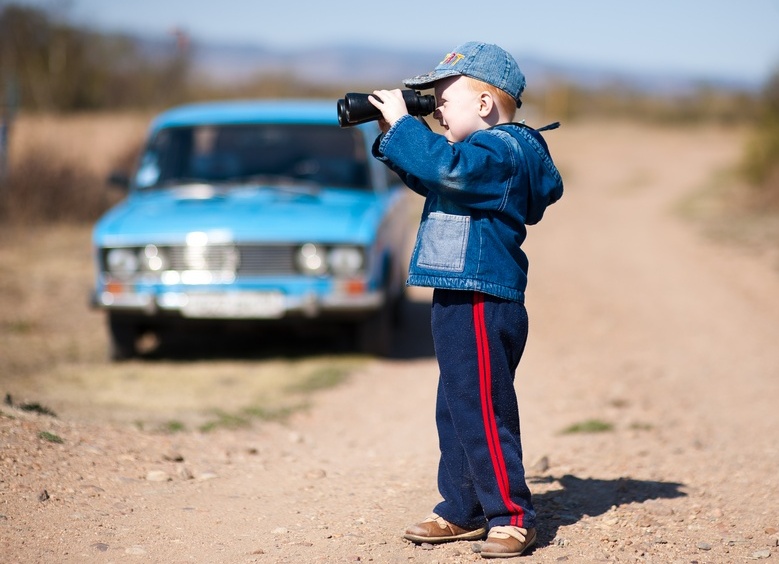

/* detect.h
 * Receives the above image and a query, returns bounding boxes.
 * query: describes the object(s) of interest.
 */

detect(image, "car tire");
[356,304,394,357]
[107,313,140,361]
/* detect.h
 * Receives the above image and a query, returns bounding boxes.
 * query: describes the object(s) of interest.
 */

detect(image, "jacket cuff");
[377,114,415,156]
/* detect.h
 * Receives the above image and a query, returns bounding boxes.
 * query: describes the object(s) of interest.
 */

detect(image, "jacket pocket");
[416,212,469,272]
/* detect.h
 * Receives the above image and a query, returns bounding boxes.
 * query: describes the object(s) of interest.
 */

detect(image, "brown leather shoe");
[480,526,536,558]
[403,513,487,544]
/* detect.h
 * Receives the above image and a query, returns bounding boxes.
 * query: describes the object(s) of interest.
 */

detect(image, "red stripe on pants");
[473,292,525,527]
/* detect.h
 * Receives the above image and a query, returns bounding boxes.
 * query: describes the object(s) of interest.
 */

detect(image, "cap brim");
[402,68,461,89]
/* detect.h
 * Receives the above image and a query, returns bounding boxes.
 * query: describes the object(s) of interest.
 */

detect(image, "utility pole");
[1,77,19,183]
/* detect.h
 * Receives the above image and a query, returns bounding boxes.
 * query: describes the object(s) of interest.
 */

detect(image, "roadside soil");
[2,121,779,563]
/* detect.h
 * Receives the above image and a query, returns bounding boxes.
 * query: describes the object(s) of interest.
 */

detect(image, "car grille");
[166,244,295,275]
[236,245,296,275]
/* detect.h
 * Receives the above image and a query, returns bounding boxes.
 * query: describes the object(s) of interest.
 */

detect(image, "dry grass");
[676,152,779,269]
[8,111,152,176]
[1,111,151,224]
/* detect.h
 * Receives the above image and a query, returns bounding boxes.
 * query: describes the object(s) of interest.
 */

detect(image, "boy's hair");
[464,77,517,121]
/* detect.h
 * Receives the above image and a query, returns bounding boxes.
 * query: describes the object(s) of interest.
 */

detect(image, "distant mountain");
[143,36,760,95]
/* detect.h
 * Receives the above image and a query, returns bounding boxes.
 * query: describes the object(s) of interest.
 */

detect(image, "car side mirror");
[107,171,130,191]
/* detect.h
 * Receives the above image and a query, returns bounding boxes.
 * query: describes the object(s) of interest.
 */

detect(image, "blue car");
[92,100,414,359]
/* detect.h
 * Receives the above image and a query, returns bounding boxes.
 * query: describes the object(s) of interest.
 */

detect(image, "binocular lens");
[337,90,436,127]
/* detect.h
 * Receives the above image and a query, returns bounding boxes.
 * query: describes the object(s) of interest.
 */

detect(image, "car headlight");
[106,248,140,278]
[328,247,364,277]
[141,244,168,272]
[296,243,327,275]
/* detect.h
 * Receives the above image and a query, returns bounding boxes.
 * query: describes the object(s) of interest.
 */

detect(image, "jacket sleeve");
[371,120,429,197]
[372,115,517,210]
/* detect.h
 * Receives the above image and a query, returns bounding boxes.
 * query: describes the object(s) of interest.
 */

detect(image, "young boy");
[368,42,563,558]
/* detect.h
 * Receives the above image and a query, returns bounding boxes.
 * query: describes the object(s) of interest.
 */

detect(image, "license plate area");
[181,292,285,319]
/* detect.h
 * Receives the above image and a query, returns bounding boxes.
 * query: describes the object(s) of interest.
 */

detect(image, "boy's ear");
[477,92,494,117]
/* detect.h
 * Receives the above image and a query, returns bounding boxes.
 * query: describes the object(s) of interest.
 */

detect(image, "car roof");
[150,99,342,130]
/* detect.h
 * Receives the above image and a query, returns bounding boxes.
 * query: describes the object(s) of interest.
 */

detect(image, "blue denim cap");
[403,42,526,106]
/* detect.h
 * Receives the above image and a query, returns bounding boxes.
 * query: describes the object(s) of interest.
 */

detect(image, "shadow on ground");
[529,474,687,548]
[133,295,435,361]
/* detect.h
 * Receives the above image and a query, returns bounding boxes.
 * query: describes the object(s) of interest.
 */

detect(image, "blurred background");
[1,0,778,223]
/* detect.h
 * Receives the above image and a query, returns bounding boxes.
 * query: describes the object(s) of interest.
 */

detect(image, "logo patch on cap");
[440,52,464,66]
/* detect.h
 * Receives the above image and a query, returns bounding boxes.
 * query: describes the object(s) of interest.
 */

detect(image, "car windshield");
[133,123,370,190]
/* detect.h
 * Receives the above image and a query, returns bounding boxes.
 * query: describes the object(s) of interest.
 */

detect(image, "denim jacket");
[373,114,563,302]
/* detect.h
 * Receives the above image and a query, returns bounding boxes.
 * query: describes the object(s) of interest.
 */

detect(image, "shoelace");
[488,525,528,542]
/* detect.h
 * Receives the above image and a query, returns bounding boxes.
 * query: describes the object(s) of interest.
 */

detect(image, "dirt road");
[2,122,779,563]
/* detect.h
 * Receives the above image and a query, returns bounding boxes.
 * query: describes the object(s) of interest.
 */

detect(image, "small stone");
[766,527,778,535]
[697,542,712,551]
[145,470,170,482]
[91,543,109,552]
[113,502,133,515]
[752,549,771,559]
[644,500,674,516]
[196,471,218,481]
[305,468,326,479]
[162,451,184,462]
[38,490,50,502]
[271,527,288,535]
[176,465,194,480]
[532,455,550,473]
[288,432,304,444]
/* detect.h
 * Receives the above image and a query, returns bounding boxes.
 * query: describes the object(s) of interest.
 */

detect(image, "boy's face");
[433,76,487,143]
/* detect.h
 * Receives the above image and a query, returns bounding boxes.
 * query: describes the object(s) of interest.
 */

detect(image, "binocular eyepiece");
[337,90,436,127]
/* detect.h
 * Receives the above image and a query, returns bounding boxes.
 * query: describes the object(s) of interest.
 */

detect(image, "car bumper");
[92,288,385,320]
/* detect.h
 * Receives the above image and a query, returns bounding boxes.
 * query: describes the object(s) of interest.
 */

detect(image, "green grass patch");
[561,419,614,434]
[38,431,64,443]
[193,359,359,432]
[286,365,351,393]
[629,421,654,431]
[242,403,303,422]
[198,402,307,432]
[2,319,37,334]
[198,410,250,433]
[19,402,57,417]
[159,420,186,434]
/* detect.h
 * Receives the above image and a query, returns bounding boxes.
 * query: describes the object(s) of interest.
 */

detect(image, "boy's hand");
[369,89,409,128]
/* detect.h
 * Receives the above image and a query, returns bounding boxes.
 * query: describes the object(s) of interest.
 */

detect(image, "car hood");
[93,184,388,246]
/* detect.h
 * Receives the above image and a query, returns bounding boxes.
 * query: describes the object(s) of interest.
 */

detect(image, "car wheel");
[107,313,140,361]
[356,304,394,357]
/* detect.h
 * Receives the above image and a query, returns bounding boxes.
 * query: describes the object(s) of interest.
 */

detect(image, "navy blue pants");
[430,289,535,530]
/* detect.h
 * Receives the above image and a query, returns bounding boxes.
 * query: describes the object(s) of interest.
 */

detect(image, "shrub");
[740,69,779,210]
[0,148,117,224]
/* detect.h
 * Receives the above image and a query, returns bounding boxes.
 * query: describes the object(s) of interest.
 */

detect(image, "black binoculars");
[337,90,436,127]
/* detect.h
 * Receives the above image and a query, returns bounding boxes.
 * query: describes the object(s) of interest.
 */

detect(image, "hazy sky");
[11,0,779,85]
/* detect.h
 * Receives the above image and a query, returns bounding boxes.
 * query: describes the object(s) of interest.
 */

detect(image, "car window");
[134,123,370,190]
